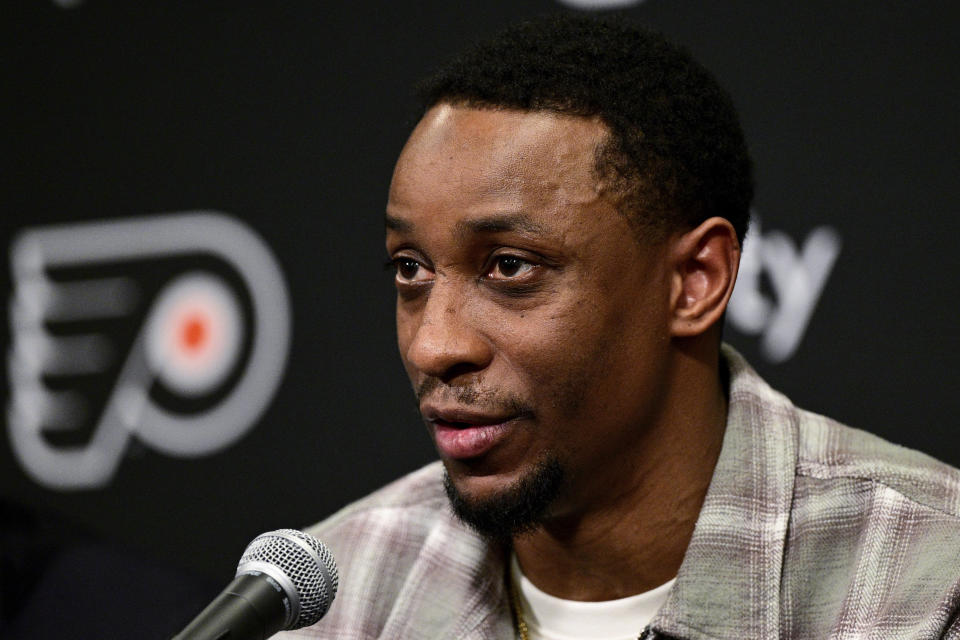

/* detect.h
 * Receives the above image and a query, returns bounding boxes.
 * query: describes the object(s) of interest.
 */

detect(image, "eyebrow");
[457,214,546,236]
[384,214,412,232]
[384,212,546,237]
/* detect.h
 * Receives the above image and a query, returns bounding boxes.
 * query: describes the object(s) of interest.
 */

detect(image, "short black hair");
[417,14,753,244]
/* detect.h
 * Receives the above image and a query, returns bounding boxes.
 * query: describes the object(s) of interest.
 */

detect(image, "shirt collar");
[649,345,800,640]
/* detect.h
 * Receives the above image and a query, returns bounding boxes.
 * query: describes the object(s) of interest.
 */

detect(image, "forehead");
[387,105,611,229]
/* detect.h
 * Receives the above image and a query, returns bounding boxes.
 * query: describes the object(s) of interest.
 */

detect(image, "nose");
[403,278,493,382]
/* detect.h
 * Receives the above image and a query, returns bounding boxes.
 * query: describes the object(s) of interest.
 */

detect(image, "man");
[281,15,960,639]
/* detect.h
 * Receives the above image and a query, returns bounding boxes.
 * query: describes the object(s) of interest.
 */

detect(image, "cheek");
[502,284,668,424]
[494,298,612,415]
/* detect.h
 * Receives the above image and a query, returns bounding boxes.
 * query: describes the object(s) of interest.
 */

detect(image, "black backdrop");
[3,1,958,638]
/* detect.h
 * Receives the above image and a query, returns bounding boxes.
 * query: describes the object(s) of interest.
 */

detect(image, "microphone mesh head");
[237,529,339,629]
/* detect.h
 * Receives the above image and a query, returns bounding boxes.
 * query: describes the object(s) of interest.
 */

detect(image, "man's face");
[386,105,676,532]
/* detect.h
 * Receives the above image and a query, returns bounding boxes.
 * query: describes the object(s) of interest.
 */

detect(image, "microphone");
[172,529,339,640]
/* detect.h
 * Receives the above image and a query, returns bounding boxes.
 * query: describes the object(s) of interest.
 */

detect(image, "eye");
[390,257,432,284]
[487,255,535,279]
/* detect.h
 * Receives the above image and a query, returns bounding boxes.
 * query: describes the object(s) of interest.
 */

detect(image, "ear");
[668,217,741,338]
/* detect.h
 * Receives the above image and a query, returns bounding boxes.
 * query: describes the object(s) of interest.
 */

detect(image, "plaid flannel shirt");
[279,347,960,639]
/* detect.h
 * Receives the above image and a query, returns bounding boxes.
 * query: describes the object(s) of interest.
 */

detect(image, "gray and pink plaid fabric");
[279,347,960,639]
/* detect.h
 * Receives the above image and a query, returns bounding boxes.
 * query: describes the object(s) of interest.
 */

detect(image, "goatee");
[443,456,565,541]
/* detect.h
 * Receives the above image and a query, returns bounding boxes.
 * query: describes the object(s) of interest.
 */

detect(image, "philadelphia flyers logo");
[7,212,291,490]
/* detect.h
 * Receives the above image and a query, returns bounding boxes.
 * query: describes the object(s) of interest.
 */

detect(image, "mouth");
[423,406,527,460]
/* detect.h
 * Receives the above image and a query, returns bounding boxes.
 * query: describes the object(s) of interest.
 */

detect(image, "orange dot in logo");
[180,313,208,352]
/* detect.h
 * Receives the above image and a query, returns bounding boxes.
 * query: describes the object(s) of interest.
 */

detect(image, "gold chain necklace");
[506,569,531,640]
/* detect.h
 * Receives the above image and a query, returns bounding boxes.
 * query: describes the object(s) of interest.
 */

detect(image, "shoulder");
[303,461,460,578]
[723,343,960,516]
[794,409,960,517]
[285,463,508,639]
[785,406,960,634]
[722,346,960,633]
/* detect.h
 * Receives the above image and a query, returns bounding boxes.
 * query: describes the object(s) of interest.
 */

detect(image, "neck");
[511,342,727,601]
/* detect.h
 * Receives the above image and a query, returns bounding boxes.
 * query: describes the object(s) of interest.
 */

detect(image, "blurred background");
[2,1,958,637]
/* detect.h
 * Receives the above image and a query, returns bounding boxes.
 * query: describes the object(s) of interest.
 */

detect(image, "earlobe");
[669,217,740,338]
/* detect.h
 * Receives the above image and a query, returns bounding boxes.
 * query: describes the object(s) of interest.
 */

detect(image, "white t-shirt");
[510,554,675,640]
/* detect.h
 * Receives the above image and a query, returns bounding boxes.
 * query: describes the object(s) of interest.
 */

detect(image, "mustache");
[415,377,533,416]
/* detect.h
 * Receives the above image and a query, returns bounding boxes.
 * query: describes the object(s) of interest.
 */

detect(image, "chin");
[441,454,565,540]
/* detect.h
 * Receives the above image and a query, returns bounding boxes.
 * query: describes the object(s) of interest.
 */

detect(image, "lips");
[422,406,522,460]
